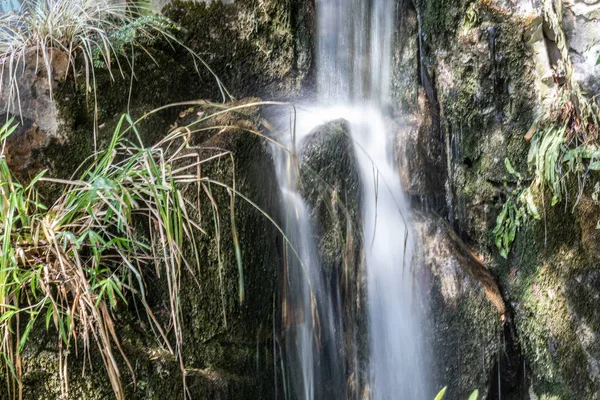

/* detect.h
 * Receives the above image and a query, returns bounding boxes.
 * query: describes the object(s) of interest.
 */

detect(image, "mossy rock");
[503,181,600,399]
[298,119,369,397]
[164,0,314,99]
[0,100,282,400]
[299,119,361,281]
[414,212,520,399]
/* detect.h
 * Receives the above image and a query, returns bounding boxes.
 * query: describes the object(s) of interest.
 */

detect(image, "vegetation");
[0,114,221,399]
[435,386,479,400]
[493,0,599,258]
[0,98,308,399]
[526,0,600,205]
[0,0,231,149]
[493,158,540,258]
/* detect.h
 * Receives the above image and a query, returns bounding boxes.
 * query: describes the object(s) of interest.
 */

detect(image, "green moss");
[500,179,600,397]
[172,103,280,397]
[299,119,361,278]
[164,0,312,99]
[421,0,470,43]
[426,248,501,399]
[416,0,600,395]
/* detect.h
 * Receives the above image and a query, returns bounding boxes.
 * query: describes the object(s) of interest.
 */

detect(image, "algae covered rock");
[0,100,282,400]
[298,118,368,397]
[502,188,600,399]
[163,0,314,99]
[398,0,600,396]
[414,212,521,399]
[299,119,361,281]
[174,100,282,399]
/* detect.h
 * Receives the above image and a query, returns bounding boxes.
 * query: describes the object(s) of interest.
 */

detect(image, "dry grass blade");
[0,0,233,151]
[0,114,211,399]
[0,100,310,399]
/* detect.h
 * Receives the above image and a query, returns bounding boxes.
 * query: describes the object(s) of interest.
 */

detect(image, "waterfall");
[275,154,346,399]
[278,0,428,398]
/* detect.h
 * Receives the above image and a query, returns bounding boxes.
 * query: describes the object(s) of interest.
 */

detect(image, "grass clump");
[0,114,216,399]
[0,0,231,149]
[0,99,303,400]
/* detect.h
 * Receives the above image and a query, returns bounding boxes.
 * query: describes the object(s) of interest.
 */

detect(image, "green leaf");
[17,315,37,353]
[588,161,600,170]
[0,310,16,324]
[468,389,479,400]
[504,158,521,179]
[45,305,54,330]
[434,386,447,400]
[521,188,541,220]
[0,118,17,141]
[596,53,599,65]
[25,169,48,191]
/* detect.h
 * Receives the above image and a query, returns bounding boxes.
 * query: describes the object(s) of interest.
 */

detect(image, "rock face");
[0,1,298,394]
[0,51,71,181]
[162,0,315,99]
[298,119,368,397]
[396,0,600,397]
[176,102,282,400]
[563,0,600,94]
[0,101,281,400]
[414,212,520,399]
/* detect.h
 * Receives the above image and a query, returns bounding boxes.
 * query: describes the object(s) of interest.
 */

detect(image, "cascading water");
[274,125,345,400]
[278,0,428,398]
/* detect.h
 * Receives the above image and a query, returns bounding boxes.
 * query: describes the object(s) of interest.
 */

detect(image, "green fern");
[493,158,540,258]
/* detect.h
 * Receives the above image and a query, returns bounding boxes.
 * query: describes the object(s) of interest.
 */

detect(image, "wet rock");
[392,1,420,114]
[395,90,445,202]
[299,119,368,398]
[299,119,361,281]
[414,212,520,399]
[175,101,281,399]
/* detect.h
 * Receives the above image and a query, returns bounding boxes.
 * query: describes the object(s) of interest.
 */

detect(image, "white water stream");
[278,0,428,398]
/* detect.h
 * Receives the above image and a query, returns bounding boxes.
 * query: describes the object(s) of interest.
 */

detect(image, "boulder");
[414,211,520,399]
[298,119,368,397]
[0,51,71,181]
